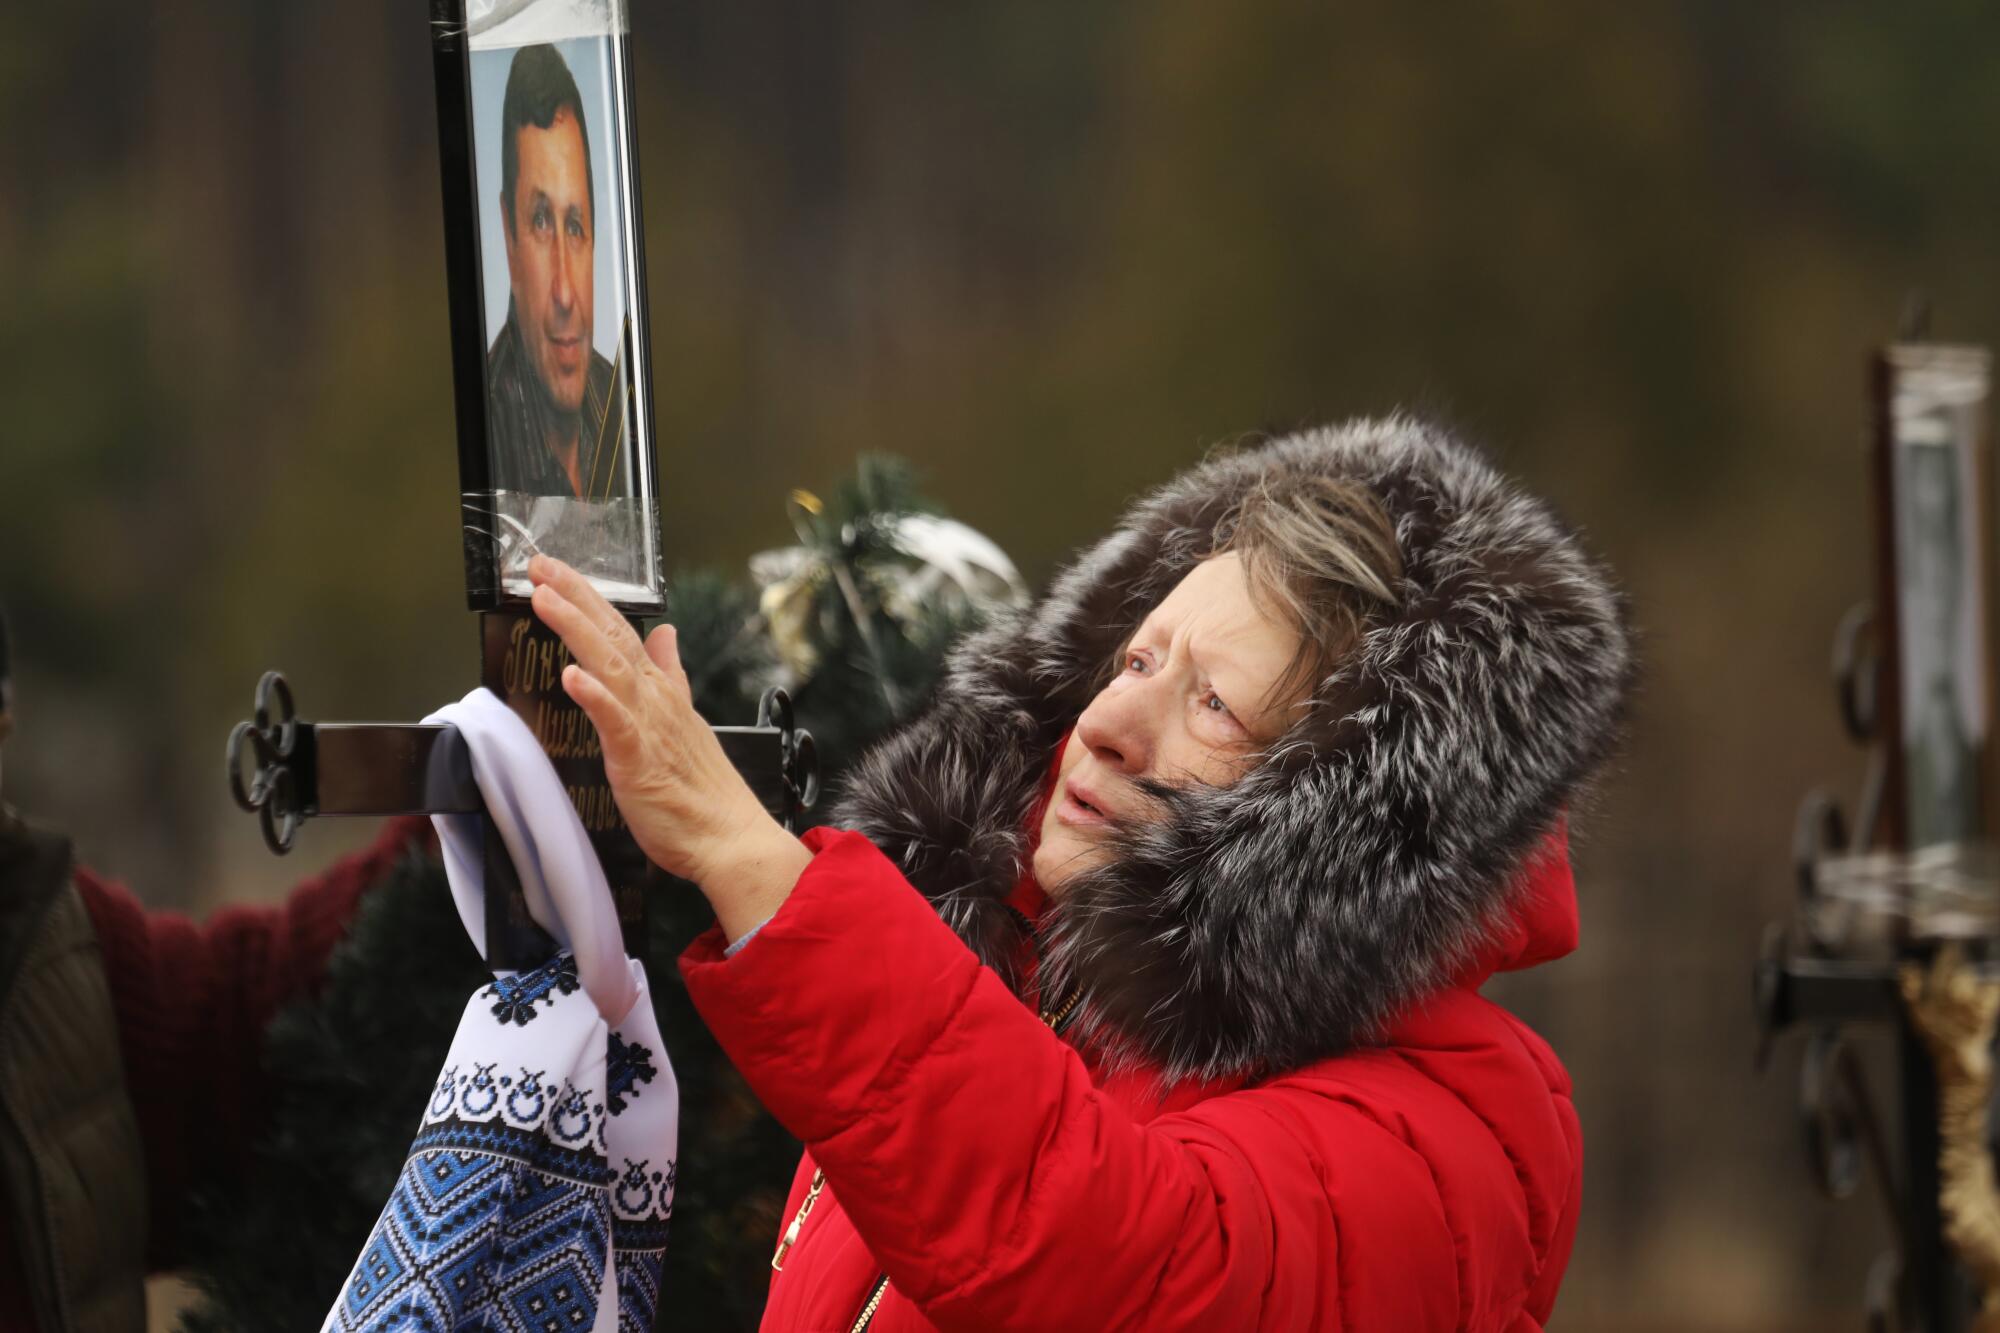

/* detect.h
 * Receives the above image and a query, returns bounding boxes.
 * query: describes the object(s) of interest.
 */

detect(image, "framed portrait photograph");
[1879,344,1994,850]
[432,0,664,612]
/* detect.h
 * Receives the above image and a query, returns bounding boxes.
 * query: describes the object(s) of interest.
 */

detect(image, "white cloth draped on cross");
[324,688,678,1333]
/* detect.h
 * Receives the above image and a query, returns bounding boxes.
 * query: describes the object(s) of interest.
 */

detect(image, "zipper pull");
[773,1218,802,1269]
[772,1169,828,1272]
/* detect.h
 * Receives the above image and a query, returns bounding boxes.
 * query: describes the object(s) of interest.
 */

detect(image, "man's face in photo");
[503,105,595,415]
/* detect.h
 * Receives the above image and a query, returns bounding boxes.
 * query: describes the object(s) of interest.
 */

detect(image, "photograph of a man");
[1897,427,1986,847]
[486,42,630,500]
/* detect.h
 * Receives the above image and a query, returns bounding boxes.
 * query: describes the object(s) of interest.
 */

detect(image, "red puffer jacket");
[682,824,1579,1332]
[685,422,1626,1330]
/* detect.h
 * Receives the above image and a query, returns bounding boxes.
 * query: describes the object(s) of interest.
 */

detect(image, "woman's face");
[1033,552,1304,895]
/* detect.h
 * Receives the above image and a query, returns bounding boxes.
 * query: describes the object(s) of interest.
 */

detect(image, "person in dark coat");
[0,606,428,1332]
[530,416,1634,1331]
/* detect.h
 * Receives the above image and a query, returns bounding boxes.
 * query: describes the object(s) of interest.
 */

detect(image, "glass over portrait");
[434,0,664,611]
[1887,348,1993,850]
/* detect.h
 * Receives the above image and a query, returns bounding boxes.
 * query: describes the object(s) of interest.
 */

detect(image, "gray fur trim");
[829,416,1634,1081]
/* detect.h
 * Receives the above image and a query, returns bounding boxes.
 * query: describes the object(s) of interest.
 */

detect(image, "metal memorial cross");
[1757,319,2000,1333]
[224,0,817,969]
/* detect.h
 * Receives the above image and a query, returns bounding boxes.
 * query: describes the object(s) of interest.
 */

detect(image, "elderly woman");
[529,417,1631,1332]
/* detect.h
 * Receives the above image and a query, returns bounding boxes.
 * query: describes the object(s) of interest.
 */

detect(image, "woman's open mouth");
[1056,783,1112,828]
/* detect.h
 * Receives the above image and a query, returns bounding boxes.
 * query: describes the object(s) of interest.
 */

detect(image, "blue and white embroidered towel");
[325,687,677,1333]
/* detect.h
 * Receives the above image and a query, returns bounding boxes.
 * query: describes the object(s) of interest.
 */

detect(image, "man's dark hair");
[499,43,595,237]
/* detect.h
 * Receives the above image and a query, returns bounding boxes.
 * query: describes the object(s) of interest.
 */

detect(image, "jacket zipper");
[771,1168,827,1271]
[839,984,1086,1333]
[1040,983,1084,1033]
[849,1274,892,1333]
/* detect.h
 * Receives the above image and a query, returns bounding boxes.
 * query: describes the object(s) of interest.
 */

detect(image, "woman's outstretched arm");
[526,554,1539,1331]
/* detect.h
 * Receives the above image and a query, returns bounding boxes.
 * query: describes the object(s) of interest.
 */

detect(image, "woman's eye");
[1204,693,1230,714]
[1125,654,1147,674]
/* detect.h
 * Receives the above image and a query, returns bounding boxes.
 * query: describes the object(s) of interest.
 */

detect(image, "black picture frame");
[431,0,665,614]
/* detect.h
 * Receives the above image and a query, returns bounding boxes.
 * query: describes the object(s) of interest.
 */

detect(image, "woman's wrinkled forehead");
[1122,554,1306,738]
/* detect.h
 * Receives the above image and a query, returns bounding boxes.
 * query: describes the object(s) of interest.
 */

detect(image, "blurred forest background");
[7,1,2000,1329]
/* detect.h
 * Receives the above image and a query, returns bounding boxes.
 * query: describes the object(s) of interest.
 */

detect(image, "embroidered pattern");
[482,955,582,1027]
[332,951,673,1333]
[334,1144,609,1331]
[605,1032,657,1115]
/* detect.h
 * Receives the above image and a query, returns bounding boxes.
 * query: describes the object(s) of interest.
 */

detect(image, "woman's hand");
[527,555,811,940]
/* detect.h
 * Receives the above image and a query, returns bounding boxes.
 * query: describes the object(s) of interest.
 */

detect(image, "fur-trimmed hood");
[832,417,1633,1083]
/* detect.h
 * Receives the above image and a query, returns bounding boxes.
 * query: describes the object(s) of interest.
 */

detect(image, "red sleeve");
[75,816,433,1268]
[680,830,1463,1333]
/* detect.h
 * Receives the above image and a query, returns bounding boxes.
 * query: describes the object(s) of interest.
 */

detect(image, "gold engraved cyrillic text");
[532,699,603,760]
[503,617,576,695]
